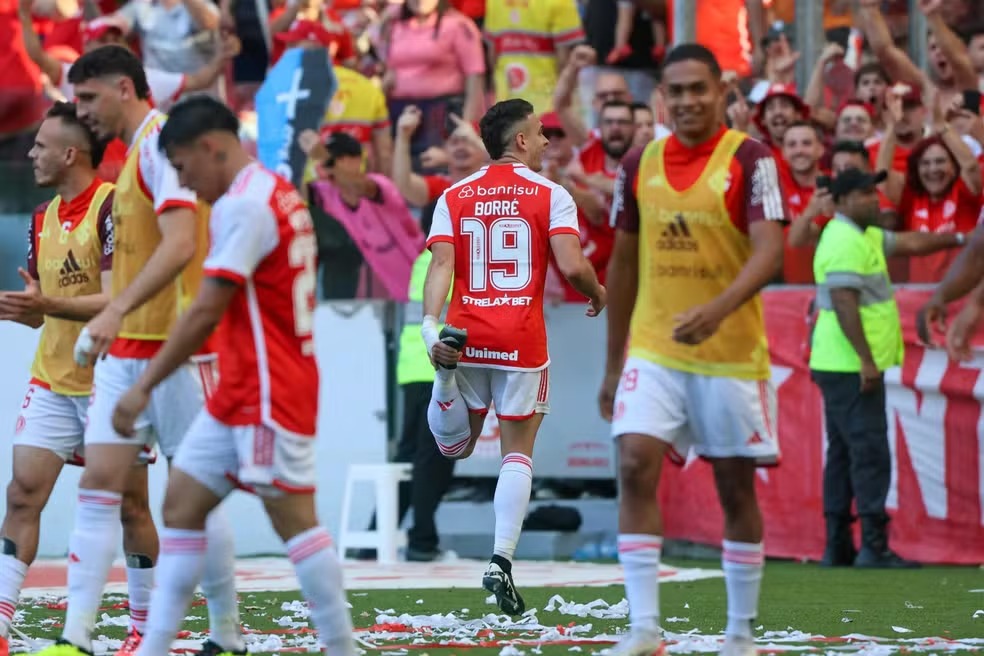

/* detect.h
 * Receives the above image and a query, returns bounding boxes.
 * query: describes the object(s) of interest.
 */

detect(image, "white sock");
[63,490,123,650]
[286,528,355,656]
[137,529,208,656]
[124,555,154,634]
[722,540,764,640]
[427,370,471,456]
[201,509,244,651]
[0,553,27,638]
[492,453,533,562]
[618,534,663,634]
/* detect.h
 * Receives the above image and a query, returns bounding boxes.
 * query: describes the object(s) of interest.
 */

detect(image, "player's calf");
[263,495,356,656]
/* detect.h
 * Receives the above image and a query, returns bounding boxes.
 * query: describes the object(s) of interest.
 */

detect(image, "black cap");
[831,168,888,200]
[324,132,363,161]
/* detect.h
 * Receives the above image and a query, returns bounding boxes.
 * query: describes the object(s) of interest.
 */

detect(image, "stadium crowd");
[1,0,982,294]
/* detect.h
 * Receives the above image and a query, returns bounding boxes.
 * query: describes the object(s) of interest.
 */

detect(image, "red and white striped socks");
[492,453,533,562]
[285,527,355,656]
[138,528,209,656]
[618,534,663,634]
[63,489,123,650]
[722,540,764,640]
[427,371,472,455]
[124,555,154,634]
[0,553,27,638]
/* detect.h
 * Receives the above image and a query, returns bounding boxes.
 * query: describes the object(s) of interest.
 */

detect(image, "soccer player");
[37,47,242,656]
[421,98,606,615]
[110,95,356,656]
[0,102,158,656]
[600,44,786,656]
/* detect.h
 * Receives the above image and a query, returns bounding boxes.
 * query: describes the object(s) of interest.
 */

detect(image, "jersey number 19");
[460,217,532,292]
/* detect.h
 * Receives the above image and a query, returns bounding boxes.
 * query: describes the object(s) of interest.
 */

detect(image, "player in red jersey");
[421,98,607,615]
[110,97,356,656]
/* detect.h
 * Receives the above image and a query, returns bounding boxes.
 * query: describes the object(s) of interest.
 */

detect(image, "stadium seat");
[337,463,412,564]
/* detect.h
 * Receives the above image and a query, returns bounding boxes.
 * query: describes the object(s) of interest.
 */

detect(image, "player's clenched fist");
[586,286,607,317]
[75,305,123,367]
[112,385,150,438]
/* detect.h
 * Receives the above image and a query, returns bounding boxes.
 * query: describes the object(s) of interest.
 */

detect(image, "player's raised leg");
[0,445,66,654]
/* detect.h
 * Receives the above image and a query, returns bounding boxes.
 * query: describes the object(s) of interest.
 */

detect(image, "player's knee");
[617,448,659,497]
[119,489,153,531]
[5,478,45,519]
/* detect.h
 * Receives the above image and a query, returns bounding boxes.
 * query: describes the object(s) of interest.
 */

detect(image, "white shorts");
[610,357,779,465]
[455,365,550,420]
[173,410,317,498]
[13,385,89,461]
[84,354,204,459]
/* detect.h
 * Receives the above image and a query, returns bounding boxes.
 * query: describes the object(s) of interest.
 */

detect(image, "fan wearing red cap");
[834,100,875,143]
[753,83,809,154]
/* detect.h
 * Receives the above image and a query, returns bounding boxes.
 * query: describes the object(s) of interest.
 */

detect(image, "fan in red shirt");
[878,93,982,283]
[110,96,359,656]
[421,99,604,618]
[867,85,927,174]
[778,120,826,283]
[787,139,898,251]
[269,0,355,67]
[552,101,635,301]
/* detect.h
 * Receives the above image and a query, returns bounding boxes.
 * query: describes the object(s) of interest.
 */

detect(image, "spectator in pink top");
[382,0,485,171]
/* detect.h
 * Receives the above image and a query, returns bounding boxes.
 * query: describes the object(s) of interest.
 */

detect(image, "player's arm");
[548,186,605,307]
[707,208,784,317]
[421,195,455,357]
[601,156,640,407]
[131,277,236,394]
[0,208,45,328]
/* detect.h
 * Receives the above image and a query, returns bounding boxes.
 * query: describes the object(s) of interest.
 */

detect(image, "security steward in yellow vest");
[810,167,964,569]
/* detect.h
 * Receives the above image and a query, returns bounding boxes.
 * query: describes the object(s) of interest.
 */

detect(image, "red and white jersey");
[202,163,319,437]
[427,163,579,371]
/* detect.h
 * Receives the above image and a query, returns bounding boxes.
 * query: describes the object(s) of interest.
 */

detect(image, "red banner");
[659,288,984,564]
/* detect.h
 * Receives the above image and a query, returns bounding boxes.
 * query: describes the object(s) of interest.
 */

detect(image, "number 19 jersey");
[427,163,579,372]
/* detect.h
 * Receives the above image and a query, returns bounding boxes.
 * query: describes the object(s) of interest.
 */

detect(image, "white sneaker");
[605,630,665,656]
[720,635,756,656]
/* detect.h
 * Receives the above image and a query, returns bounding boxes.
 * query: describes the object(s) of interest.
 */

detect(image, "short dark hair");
[662,43,722,78]
[158,96,240,153]
[479,98,535,160]
[831,139,871,163]
[600,100,634,118]
[45,101,107,167]
[67,45,150,100]
[782,119,824,143]
[854,62,890,88]
[630,101,653,114]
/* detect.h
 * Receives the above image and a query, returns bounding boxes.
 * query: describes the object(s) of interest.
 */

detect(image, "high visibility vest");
[396,250,451,385]
[810,215,903,373]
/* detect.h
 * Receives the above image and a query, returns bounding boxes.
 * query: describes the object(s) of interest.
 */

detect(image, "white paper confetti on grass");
[973,609,984,618]
[904,601,924,609]
[665,617,689,623]
[416,599,424,604]
[543,595,629,619]
[892,626,914,633]
[94,613,130,628]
